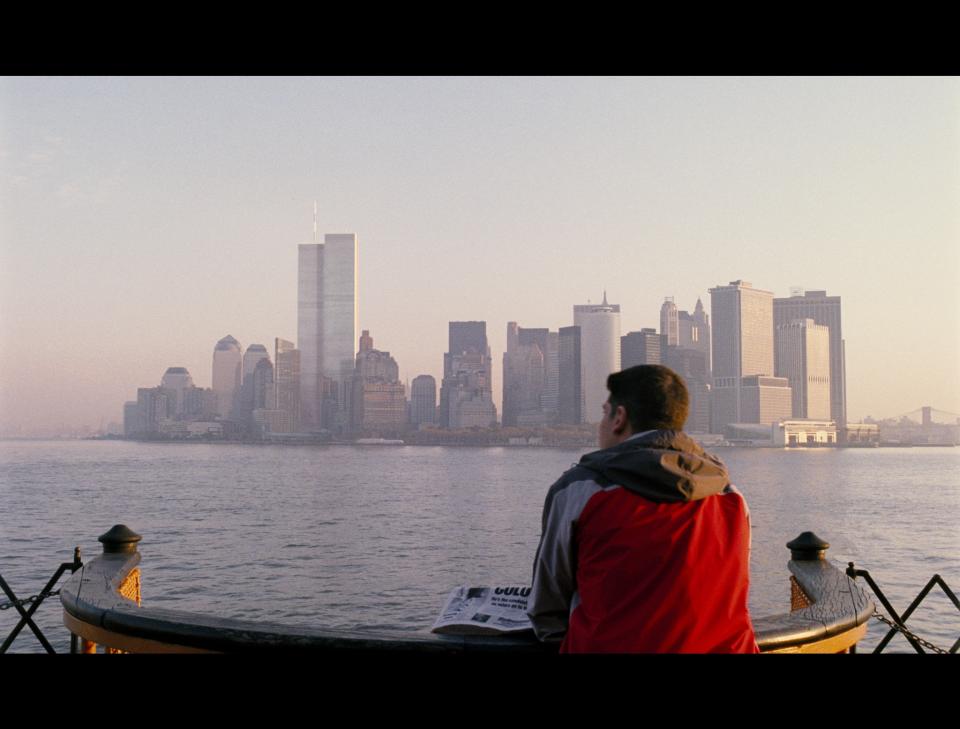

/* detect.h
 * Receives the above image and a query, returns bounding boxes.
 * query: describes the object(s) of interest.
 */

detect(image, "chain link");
[0,588,61,612]
[871,610,951,655]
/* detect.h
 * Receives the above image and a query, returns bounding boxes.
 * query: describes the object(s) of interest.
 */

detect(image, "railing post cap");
[787,531,830,560]
[98,525,142,554]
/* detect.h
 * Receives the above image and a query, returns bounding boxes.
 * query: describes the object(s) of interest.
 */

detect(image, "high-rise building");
[558,325,583,425]
[502,323,553,427]
[298,232,359,432]
[160,367,195,418]
[775,318,831,420]
[410,375,437,427]
[274,338,301,431]
[773,290,846,431]
[235,344,270,428]
[709,280,776,431]
[660,297,679,347]
[621,329,662,369]
[439,321,496,428]
[574,293,621,424]
[212,335,242,419]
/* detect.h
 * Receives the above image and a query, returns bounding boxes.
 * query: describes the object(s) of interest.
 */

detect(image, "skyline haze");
[1,77,958,434]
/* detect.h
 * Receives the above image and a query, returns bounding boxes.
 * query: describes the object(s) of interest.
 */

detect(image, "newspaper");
[431,585,535,635]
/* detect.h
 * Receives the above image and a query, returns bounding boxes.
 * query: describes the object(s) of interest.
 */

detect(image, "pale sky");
[1,77,958,433]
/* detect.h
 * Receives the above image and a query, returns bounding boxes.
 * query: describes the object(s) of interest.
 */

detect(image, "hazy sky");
[1,76,958,433]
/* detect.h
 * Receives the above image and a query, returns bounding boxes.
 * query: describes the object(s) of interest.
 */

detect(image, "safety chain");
[0,588,62,611]
[870,610,951,655]
[1,547,83,654]
[847,562,959,655]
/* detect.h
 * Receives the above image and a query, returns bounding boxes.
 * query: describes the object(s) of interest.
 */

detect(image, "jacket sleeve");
[527,477,580,642]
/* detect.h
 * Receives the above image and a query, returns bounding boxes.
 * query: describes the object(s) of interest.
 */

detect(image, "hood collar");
[578,430,730,503]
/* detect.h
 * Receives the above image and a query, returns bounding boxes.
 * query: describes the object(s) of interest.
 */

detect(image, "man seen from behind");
[527,364,758,652]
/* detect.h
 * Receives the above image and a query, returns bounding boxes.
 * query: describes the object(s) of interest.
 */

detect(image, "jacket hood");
[578,430,730,503]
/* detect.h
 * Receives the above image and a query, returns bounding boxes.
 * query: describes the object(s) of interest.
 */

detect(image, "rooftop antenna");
[602,290,608,306]
[313,201,318,244]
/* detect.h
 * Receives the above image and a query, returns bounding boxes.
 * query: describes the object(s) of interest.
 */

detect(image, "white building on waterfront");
[298,232,359,432]
[574,293,621,424]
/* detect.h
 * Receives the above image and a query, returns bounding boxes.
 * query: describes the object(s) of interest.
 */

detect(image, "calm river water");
[1,440,957,653]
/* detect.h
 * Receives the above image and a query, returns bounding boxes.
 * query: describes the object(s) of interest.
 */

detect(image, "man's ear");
[613,405,629,434]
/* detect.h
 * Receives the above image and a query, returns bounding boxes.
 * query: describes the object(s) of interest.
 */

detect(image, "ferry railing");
[60,526,873,654]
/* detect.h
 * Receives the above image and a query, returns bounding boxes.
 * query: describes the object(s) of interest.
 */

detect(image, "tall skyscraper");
[660,297,679,347]
[439,321,496,428]
[298,232,359,432]
[558,326,583,425]
[773,290,846,430]
[709,280,777,431]
[274,338,301,431]
[212,335,242,419]
[574,293,621,424]
[776,319,831,420]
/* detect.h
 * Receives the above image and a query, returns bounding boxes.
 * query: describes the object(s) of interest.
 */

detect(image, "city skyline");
[1,77,957,433]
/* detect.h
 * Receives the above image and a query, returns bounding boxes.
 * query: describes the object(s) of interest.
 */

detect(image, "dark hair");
[606,365,689,432]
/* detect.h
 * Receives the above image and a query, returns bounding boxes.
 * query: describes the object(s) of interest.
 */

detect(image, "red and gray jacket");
[528,430,758,653]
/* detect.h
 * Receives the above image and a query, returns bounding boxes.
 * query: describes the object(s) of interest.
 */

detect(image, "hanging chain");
[870,611,951,655]
[0,588,62,611]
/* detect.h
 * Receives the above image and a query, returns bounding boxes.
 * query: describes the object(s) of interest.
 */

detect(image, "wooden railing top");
[61,527,873,653]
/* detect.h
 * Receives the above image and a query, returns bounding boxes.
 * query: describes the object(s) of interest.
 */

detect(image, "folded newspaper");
[432,585,535,635]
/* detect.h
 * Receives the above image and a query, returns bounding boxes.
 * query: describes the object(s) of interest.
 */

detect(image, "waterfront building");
[123,401,141,437]
[621,329,662,369]
[180,386,217,421]
[298,233,359,433]
[439,322,496,428]
[159,367,195,417]
[772,419,838,447]
[558,325,583,425]
[502,323,552,427]
[573,293,621,424]
[739,375,793,426]
[775,318,831,420]
[252,408,295,436]
[709,280,775,432]
[135,387,171,435]
[774,290,846,431]
[409,375,437,427]
[211,335,242,419]
[350,331,406,434]
[274,338,301,432]
[660,297,679,347]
